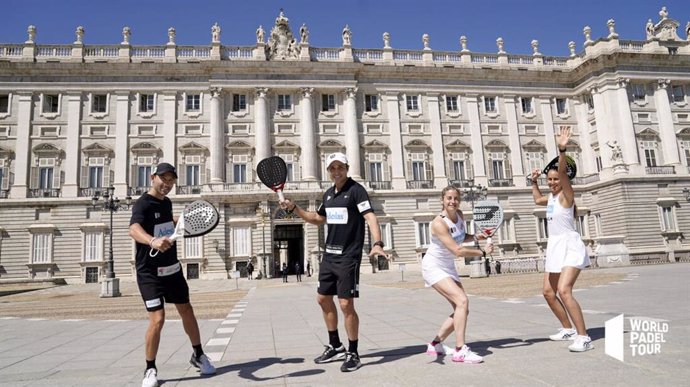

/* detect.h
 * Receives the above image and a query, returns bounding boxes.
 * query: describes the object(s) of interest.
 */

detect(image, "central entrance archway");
[273,224,304,276]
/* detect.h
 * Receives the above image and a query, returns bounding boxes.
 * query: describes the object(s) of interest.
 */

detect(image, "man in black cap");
[129,162,216,387]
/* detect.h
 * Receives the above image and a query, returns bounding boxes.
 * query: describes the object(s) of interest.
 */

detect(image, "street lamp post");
[92,186,131,297]
[462,179,488,209]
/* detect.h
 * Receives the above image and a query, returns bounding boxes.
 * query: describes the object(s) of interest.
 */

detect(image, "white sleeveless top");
[425,213,466,261]
[547,193,576,237]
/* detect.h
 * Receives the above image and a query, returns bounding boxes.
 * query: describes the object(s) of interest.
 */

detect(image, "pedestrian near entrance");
[282,262,288,283]
[295,262,302,282]
[247,261,254,280]
[280,152,385,372]
[128,162,216,387]
[422,186,493,364]
[307,261,312,277]
[530,126,593,352]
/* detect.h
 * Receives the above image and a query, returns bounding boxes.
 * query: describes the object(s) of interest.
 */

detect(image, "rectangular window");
[369,162,383,182]
[0,167,5,190]
[184,237,202,258]
[585,95,594,110]
[408,124,423,134]
[499,218,514,242]
[452,160,466,180]
[594,214,602,237]
[186,94,200,111]
[484,96,496,113]
[139,94,154,112]
[233,164,247,183]
[446,96,459,112]
[364,94,378,112]
[85,267,99,283]
[39,167,54,189]
[92,94,108,113]
[89,166,103,188]
[417,222,431,247]
[526,152,543,172]
[32,233,51,263]
[84,231,102,262]
[575,215,587,237]
[233,227,250,256]
[322,124,338,134]
[137,165,152,188]
[595,155,602,172]
[137,126,154,136]
[43,94,59,113]
[632,84,646,101]
[230,124,248,134]
[556,98,568,115]
[40,127,58,137]
[380,223,392,249]
[524,125,538,134]
[184,125,202,135]
[279,154,294,182]
[232,94,246,112]
[659,206,676,231]
[412,161,425,181]
[277,94,292,111]
[448,124,463,134]
[491,160,505,179]
[538,218,549,239]
[641,141,657,167]
[406,95,419,111]
[487,125,501,134]
[672,85,685,103]
[366,124,382,134]
[186,164,200,186]
[520,97,533,114]
[321,94,336,111]
[0,95,8,113]
[90,126,107,136]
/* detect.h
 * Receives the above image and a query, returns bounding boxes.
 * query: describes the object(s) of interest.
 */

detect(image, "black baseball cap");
[152,162,178,178]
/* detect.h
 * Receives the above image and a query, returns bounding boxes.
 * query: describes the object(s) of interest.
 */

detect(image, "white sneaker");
[451,345,483,364]
[141,368,158,387]
[425,342,453,356]
[549,328,577,341]
[190,353,216,375]
[568,335,594,352]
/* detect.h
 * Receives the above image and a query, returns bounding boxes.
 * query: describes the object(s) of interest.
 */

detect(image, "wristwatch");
[373,240,385,248]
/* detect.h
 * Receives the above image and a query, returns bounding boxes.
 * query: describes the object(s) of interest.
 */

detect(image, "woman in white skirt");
[422,186,493,363]
[530,126,593,352]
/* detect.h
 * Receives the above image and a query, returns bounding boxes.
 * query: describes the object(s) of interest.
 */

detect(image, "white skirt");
[422,253,459,287]
[545,231,590,273]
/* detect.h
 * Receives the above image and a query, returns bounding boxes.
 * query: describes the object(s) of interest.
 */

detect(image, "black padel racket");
[473,200,504,245]
[257,156,288,201]
[150,200,220,257]
[542,155,577,180]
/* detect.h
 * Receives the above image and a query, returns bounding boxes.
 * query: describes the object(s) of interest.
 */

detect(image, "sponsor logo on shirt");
[154,221,175,238]
[357,200,371,212]
[326,207,348,224]
[145,298,162,308]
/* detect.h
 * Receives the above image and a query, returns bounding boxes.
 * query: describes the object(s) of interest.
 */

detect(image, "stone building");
[0,9,689,284]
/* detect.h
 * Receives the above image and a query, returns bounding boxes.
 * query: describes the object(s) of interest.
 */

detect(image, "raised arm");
[556,126,575,207]
[280,198,326,226]
[531,169,548,206]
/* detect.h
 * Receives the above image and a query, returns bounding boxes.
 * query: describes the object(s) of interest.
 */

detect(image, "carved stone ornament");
[648,7,681,41]
[266,10,299,60]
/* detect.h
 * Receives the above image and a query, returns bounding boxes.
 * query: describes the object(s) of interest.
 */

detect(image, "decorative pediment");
[130,142,159,153]
[179,141,208,154]
[522,140,546,150]
[82,142,113,156]
[362,139,389,150]
[318,140,344,149]
[445,139,471,151]
[273,140,300,151]
[266,11,299,61]
[32,143,62,156]
[404,139,429,149]
[676,127,690,137]
[485,139,508,149]
[225,140,252,150]
[0,146,14,159]
[638,127,660,138]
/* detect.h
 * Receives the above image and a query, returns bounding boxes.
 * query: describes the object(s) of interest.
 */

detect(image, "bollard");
[398,263,406,282]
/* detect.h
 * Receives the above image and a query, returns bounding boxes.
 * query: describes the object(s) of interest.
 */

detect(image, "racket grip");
[487,237,492,245]
[277,190,285,202]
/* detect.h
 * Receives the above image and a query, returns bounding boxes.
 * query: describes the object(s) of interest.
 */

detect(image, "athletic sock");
[193,344,204,359]
[348,339,359,354]
[146,359,156,371]
[328,330,341,348]
[431,340,441,346]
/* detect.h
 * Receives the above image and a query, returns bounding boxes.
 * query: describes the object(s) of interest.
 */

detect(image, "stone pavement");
[0,264,688,386]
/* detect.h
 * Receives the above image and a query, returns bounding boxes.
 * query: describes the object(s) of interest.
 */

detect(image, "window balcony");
[0,190,8,199]
[449,179,474,188]
[79,187,107,197]
[407,180,433,189]
[645,166,675,175]
[573,174,600,185]
[28,188,61,198]
[177,185,202,195]
[129,186,150,196]
[366,181,392,190]
[488,178,513,187]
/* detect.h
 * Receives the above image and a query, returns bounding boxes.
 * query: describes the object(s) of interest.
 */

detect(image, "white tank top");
[425,213,466,260]
[547,193,576,237]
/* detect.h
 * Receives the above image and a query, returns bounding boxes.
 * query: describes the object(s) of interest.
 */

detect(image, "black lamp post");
[92,186,132,297]
[462,179,488,209]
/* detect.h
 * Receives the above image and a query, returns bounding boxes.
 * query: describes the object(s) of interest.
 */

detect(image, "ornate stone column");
[209,88,225,183]
[343,87,361,179]
[573,97,596,175]
[9,92,33,198]
[654,79,681,167]
[503,95,524,182]
[113,91,130,195]
[254,88,271,164]
[299,88,317,181]
[426,93,447,188]
[384,92,406,189]
[61,92,82,197]
[612,79,640,171]
[162,92,177,177]
[465,94,487,181]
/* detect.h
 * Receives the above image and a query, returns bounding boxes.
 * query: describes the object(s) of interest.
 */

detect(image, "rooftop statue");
[266,10,299,60]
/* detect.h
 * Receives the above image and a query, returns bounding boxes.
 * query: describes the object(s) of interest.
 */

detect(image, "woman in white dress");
[422,186,493,364]
[530,126,593,352]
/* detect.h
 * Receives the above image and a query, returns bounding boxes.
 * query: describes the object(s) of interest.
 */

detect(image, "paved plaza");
[0,263,688,386]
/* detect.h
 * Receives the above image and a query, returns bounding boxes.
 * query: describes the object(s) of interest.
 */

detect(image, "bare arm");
[431,217,487,258]
[364,212,385,257]
[530,168,548,206]
[556,126,575,207]
[280,198,326,226]
[128,223,173,253]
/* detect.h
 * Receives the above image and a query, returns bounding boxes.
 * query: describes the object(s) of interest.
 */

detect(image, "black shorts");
[137,270,190,312]
[317,259,360,299]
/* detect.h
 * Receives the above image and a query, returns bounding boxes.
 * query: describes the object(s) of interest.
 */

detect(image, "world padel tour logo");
[605,314,668,362]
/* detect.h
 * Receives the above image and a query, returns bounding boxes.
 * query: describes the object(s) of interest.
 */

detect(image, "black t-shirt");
[317,178,374,261]
[129,193,179,274]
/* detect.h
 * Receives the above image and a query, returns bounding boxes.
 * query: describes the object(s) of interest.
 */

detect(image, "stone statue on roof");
[342,25,351,46]
[211,23,221,43]
[299,23,309,44]
[266,10,299,60]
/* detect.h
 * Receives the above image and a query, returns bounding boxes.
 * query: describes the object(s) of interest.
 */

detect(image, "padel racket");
[257,156,288,201]
[542,155,577,180]
[150,200,220,257]
[473,200,504,245]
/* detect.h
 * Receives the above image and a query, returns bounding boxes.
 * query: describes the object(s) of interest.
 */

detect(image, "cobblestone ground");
[0,267,627,320]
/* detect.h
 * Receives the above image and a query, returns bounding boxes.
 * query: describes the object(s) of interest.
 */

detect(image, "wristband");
[480,248,486,258]
[287,204,296,213]
[373,240,385,248]
[149,237,157,247]
[558,147,567,153]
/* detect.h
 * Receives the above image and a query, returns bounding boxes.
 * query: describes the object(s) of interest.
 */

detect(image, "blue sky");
[3,0,689,56]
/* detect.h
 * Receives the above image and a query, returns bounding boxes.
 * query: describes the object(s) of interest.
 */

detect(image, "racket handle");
[277,190,285,202]
[487,237,492,245]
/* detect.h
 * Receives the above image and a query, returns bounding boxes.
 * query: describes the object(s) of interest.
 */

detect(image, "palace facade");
[0,9,689,283]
